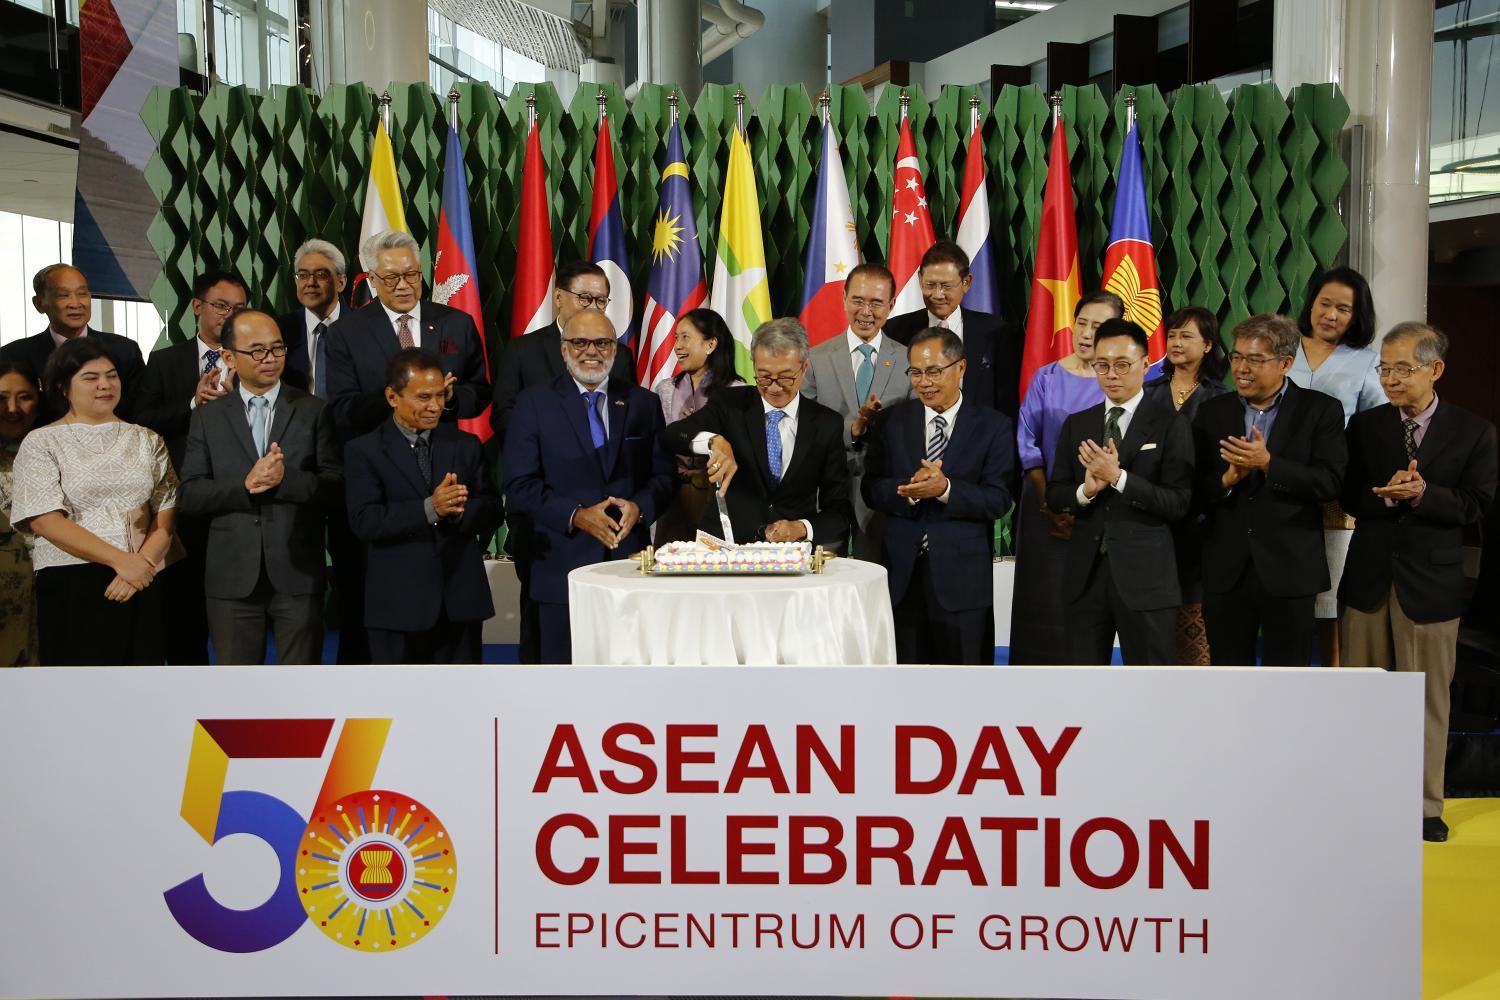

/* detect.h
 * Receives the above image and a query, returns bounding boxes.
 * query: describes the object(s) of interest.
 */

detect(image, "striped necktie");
[926,413,948,463]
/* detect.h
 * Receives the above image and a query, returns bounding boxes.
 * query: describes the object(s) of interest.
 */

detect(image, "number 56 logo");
[164,719,456,954]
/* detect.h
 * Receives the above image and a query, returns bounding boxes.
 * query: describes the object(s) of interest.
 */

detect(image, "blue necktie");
[766,409,786,481]
[202,349,220,375]
[584,391,607,450]
[248,395,269,457]
[313,322,328,397]
[854,343,876,403]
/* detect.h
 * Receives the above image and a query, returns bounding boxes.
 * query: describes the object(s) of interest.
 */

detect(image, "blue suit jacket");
[503,374,676,604]
[862,398,1014,612]
[344,420,503,630]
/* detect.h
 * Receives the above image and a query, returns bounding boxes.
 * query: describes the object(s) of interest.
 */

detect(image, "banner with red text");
[0,666,1420,999]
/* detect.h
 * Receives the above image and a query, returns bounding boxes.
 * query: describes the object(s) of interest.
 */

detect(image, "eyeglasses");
[199,299,241,315]
[562,337,617,354]
[373,270,422,289]
[905,358,963,382]
[1090,359,1142,376]
[294,268,335,283]
[919,280,962,293]
[1375,362,1430,380]
[227,343,288,362]
[754,371,803,390]
[847,296,889,313]
[563,288,610,309]
[1228,352,1280,368]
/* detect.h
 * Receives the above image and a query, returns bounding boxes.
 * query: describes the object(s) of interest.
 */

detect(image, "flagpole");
[668,87,679,125]
[733,87,745,133]
[1049,90,1061,126]
[819,90,830,126]
[526,91,537,130]
[380,89,392,134]
[899,88,910,121]
[969,92,980,133]
[1125,89,1137,132]
[447,87,459,132]
[597,88,608,125]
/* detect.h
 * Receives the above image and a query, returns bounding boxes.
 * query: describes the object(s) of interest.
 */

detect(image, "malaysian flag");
[637,121,706,389]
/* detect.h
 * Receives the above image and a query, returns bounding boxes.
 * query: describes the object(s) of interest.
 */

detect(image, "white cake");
[652,539,812,574]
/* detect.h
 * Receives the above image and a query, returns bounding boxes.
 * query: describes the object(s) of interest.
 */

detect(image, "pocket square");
[1140,442,1158,451]
[438,338,461,355]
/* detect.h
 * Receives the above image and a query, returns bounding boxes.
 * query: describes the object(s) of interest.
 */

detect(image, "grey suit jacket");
[177,384,343,599]
[803,332,913,534]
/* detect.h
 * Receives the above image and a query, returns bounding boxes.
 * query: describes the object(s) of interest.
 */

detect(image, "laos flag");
[1101,117,1166,363]
[432,126,489,441]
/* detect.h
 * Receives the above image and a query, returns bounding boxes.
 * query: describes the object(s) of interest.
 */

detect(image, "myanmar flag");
[708,125,771,382]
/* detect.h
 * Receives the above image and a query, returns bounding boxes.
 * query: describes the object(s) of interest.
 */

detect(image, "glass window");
[1430,0,1500,204]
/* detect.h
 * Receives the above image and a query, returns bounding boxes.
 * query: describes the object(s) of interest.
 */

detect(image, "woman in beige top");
[10,338,178,665]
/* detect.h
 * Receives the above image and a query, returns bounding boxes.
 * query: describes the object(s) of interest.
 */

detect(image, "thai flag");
[956,121,1000,317]
[637,121,706,389]
[798,119,861,346]
[510,120,554,338]
[432,125,490,441]
[588,110,637,352]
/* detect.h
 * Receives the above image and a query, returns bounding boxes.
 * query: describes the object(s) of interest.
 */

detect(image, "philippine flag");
[955,120,1000,317]
[432,125,490,441]
[588,109,637,352]
[798,118,861,346]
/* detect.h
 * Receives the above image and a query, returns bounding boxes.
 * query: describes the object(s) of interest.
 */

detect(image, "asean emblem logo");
[297,789,456,951]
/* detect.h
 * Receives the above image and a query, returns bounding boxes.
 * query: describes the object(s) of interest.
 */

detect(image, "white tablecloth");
[567,558,896,665]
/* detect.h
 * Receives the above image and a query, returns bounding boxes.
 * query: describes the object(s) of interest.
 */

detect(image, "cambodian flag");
[956,121,1000,317]
[798,119,861,346]
[432,126,490,441]
[637,121,706,389]
[1101,117,1166,363]
[588,110,636,352]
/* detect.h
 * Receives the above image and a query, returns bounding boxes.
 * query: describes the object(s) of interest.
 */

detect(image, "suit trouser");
[1342,586,1460,818]
[506,513,543,664]
[536,600,575,664]
[327,503,370,664]
[1202,564,1316,666]
[161,514,210,665]
[367,612,482,664]
[205,568,323,665]
[1009,485,1070,664]
[1065,551,1176,665]
[893,552,994,665]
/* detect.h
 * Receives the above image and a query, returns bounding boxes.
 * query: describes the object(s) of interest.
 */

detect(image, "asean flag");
[798,119,861,346]
[510,120,555,338]
[588,109,637,352]
[1101,117,1166,363]
[1019,116,1082,401]
[432,126,490,441]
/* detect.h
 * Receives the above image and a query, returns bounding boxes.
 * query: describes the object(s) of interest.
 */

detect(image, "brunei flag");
[1101,117,1166,363]
[638,121,706,389]
[1019,115,1082,401]
[709,124,771,382]
[350,118,408,308]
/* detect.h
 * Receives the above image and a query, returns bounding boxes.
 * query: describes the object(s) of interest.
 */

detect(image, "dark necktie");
[584,391,607,450]
[397,314,415,349]
[1105,406,1124,449]
[1403,418,1419,460]
[414,434,432,485]
[312,321,328,397]
[926,413,948,463]
[202,349,221,375]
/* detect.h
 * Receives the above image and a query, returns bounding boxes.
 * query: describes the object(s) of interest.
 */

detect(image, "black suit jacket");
[1340,400,1497,622]
[176,385,342,598]
[2,328,146,425]
[325,301,490,440]
[275,309,328,394]
[490,321,636,440]
[1192,381,1347,598]
[660,385,852,549]
[1047,398,1195,610]
[344,420,503,631]
[862,398,1014,611]
[503,374,676,604]
[884,306,1022,419]
[136,339,205,472]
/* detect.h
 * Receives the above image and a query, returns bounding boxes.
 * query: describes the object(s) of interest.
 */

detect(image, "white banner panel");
[0,665,1421,999]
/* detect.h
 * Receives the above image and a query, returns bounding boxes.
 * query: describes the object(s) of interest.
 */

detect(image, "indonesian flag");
[588,109,637,353]
[510,120,555,338]
[1101,116,1166,363]
[638,120,706,389]
[432,125,490,441]
[350,119,409,308]
[1019,115,1082,401]
[888,114,935,318]
[798,119,861,346]
[955,120,1000,316]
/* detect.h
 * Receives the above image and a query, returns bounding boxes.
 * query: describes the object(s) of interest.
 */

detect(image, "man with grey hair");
[1339,321,1496,843]
[502,310,675,663]
[660,317,851,548]
[324,229,489,441]
[1192,312,1347,666]
[276,237,348,397]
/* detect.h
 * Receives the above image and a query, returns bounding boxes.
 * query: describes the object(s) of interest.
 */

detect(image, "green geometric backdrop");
[142,80,1349,353]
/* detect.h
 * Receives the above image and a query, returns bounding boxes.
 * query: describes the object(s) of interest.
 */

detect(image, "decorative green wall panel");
[143,81,1348,353]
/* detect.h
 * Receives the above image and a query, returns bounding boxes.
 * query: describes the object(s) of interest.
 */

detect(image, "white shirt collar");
[924,392,962,429]
[844,329,883,356]
[926,308,963,336]
[306,303,341,333]
[197,335,229,365]
[239,380,282,409]
[762,392,801,422]
[572,377,608,396]
[381,301,420,335]
[1106,388,1146,419]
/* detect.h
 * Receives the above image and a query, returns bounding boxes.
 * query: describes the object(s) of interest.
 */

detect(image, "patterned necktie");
[584,391,607,449]
[766,409,786,481]
[397,314,415,349]
[248,395,269,457]
[926,413,948,463]
[202,349,221,376]
[312,321,328,397]
[1403,418,1419,460]
[854,343,876,404]
[1105,406,1125,449]
[414,434,432,485]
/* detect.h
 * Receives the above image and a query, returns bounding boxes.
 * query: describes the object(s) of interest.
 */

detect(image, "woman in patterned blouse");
[10,338,178,665]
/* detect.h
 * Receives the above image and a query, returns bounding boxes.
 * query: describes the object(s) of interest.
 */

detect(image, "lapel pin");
[883,359,892,367]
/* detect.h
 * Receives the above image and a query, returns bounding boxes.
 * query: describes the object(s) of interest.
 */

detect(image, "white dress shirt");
[692,392,815,542]
[915,394,960,505]
[927,308,963,339]
[381,301,422,344]
[1076,388,1144,506]
[189,335,235,409]
[304,303,341,387]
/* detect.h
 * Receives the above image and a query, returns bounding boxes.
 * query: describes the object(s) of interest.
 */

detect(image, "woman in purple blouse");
[651,309,744,543]
[1008,291,1122,664]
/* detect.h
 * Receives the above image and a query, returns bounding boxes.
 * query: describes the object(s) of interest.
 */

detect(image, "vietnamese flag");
[433,125,490,441]
[1101,116,1166,363]
[1019,115,1082,402]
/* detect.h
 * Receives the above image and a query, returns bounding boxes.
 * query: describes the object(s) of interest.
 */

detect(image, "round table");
[567,558,896,665]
